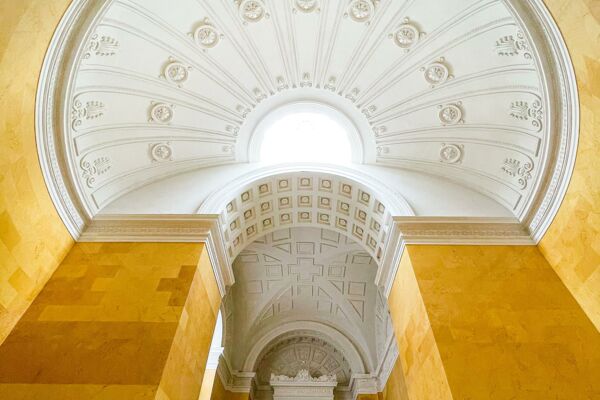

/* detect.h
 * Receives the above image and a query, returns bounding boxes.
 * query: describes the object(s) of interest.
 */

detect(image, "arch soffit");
[200,167,413,263]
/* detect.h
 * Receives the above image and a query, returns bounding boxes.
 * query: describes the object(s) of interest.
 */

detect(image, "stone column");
[0,242,221,400]
[386,245,600,399]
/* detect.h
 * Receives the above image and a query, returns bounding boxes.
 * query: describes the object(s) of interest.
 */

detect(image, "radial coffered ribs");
[64,0,551,219]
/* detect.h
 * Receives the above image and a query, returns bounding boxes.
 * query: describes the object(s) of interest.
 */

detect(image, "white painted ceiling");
[223,227,394,393]
[64,0,557,222]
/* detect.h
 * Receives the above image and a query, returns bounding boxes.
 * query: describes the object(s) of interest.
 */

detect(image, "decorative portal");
[438,103,464,125]
[270,370,337,400]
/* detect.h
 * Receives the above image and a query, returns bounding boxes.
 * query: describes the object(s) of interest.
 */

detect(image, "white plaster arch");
[200,168,413,263]
[197,164,413,216]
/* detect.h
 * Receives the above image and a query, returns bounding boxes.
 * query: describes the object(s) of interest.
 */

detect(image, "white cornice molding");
[80,214,233,296]
[216,355,255,394]
[507,0,580,242]
[396,217,534,245]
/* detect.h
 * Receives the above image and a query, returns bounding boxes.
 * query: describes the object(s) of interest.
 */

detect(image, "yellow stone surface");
[0,0,74,343]
[539,0,600,332]
[0,242,220,400]
[389,245,600,399]
[378,359,408,400]
[387,250,453,400]
[157,247,221,400]
[198,370,217,400]
[210,376,249,400]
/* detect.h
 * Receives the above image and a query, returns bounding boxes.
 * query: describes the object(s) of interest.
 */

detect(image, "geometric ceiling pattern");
[218,173,395,262]
[223,227,395,394]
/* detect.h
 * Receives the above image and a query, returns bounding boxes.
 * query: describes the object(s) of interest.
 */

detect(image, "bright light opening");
[259,112,353,164]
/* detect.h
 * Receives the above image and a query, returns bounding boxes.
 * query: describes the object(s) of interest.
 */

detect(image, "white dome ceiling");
[39,0,578,245]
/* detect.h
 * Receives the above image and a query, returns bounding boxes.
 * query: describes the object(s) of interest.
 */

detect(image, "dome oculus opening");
[259,112,353,165]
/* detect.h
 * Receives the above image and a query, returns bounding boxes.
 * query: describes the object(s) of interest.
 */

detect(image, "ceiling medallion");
[294,0,319,13]
[162,59,191,86]
[422,58,452,87]
[237,0,268,23]
[346,0,378,24]
[149,102,174,124]
[391,19,422,51]
[193,20,221,48]
[149,142,173,162]
[438,103,464,125]
[440,143,463,164]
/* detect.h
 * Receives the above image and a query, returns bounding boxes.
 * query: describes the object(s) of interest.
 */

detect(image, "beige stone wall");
[393,245,600,399]
[0,242,219,400]
[539,0,600,332]
[0,0,74,344]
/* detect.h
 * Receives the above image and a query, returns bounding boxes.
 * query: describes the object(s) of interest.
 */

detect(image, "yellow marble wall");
[378,359,409,400]
[0,0,74,344]
[387,250,453,400]
[394,245,600,399]
[539,0,600,332]
[198,370,217,400]
[0,242,219,400]
[157,247,221,400]
[210,376,249,400]
[356,394,379,400]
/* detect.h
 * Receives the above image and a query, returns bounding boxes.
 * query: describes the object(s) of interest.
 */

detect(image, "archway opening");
[252,103,361,165]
